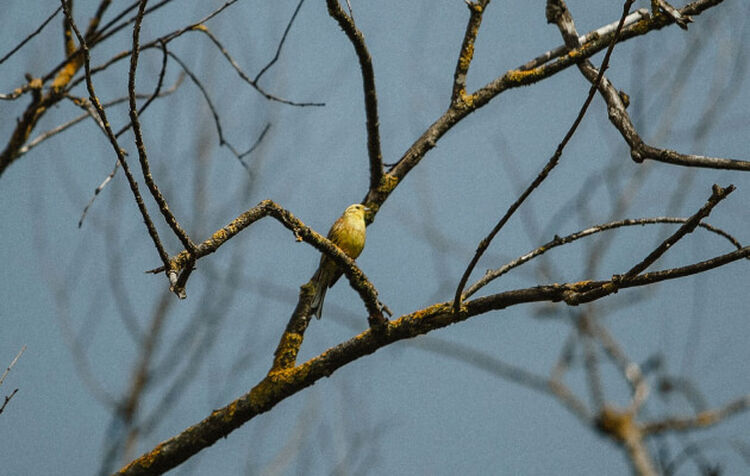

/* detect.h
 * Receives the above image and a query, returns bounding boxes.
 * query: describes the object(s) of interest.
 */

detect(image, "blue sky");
[1,1,749,474]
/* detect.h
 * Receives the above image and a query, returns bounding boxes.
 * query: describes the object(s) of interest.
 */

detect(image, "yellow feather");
[310,204,368,319]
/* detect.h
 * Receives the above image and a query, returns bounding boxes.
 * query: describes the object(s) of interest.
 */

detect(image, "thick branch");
[366,0,726,216]
[118,242,750,474]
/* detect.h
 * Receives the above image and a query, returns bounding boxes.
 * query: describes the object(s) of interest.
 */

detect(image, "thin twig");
[254,0,306,83]
[624,185,733,279]
[0,345,26,388]
[190,25,325,107]
[0,5,62,66]
[464,216,743,299]
[60,0,172,274]
[0,345,27,417]
[167,51,273,168]
[326,0,384,191]
[643,394,750,435]
[127,2,196,258]
[453,0,634,312]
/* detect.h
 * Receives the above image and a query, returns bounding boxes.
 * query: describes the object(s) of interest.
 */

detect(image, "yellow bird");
[310,203,368,319]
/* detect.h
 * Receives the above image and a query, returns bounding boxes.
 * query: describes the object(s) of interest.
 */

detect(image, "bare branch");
[652,0,693,29]
[119,239,750,473]
[0,5,62,66]
[190,25,325,107]
[564,184,734,305]
[464,216,744,300]
[0,345,26,388]
[643,394,750,435]
[453,0,635,312]
[147,200,384,318]
[128,0,196,256]
[0,345,27,417]
[326,0,384,191]
[254,0,306,83]
[550,0,749,172]
[451,1,491,105]
[60,0,172,274]
[519,8,649,71]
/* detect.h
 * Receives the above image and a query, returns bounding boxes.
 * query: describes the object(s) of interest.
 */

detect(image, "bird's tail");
[310,267,327,319]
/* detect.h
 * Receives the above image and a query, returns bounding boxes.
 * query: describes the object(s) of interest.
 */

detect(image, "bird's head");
[343,203,369,220]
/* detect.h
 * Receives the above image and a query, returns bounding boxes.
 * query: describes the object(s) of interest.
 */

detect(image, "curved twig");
[464,216,744,300]
[60,0,172,272]
[453,0,635,312]
[326,0,383,191]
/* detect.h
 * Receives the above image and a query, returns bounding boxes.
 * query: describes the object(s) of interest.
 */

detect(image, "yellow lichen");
[458,43,474,71]
[223,400,239,422]
[570,280,593,291]
[598,405,635,442]
[137,441,165,468]
[210,228,229,243]
[505,68,543,84]
[52,56,83,91]
[460,92,476,107]
[377,173,399,194]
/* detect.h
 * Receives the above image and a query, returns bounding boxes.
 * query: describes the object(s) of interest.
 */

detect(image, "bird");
[310,203,368,319]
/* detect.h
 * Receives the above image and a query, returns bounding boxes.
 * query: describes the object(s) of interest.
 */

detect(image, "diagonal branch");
[117,241,750,475]
[190,23,325,107]
[0,5,62,66]
[464,216,743,300]
[622,184,733,279]
[563,184,734,305]
[326,0,384,191]
[452,0,635,313]
[642,394,750,435]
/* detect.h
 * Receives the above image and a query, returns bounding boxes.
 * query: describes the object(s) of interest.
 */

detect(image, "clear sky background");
[1,1,749,475]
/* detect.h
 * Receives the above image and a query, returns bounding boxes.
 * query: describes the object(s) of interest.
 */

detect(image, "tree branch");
[147,200,384,319]
[642,394,750,435]
[326,0,384,192]
[118,241,750,474]
[451,1,491,105]
[453,0,635,312]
